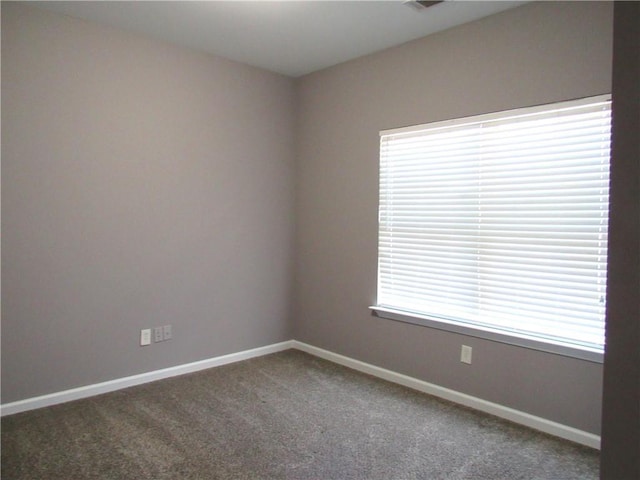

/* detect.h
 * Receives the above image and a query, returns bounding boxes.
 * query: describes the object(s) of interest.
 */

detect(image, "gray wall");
[2,1,618,439]
[1,3,295,403]
[294,1,613,435]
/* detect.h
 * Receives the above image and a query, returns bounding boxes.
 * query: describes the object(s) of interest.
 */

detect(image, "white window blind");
[377,95,611,353]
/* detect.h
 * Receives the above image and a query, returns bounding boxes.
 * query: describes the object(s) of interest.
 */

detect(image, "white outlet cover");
[461,345,472,364]
[163,325,172,340]
[154,327,164,343]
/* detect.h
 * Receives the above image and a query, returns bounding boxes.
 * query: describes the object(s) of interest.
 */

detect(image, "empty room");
[2,1,638,479]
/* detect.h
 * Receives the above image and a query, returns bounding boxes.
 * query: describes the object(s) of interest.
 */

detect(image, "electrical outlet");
[154,327,164,343]
[140,329,151,346]
[163,324,172,341]
[461,345,472,364]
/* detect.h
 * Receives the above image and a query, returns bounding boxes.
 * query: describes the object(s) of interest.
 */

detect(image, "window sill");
[369,306,604,364]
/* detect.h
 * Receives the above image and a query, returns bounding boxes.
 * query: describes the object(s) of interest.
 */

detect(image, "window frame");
[371,95,611,364]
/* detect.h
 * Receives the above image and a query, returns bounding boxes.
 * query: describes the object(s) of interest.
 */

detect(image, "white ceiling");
[31,1,527,77]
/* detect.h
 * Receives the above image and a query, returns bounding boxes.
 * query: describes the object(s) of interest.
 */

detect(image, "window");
[373,95,611,361]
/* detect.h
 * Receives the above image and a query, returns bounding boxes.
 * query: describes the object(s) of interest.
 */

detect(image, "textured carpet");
[2,350,599,479]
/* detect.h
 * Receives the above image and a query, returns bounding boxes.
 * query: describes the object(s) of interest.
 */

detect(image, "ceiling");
[31,1,526,77]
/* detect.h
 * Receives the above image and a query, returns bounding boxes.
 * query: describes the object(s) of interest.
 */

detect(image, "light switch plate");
[140,329,151,346]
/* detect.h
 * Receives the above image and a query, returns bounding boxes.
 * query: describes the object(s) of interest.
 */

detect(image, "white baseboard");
[0,340,294,417]
[292,340,601,450]
[1,338,601,450]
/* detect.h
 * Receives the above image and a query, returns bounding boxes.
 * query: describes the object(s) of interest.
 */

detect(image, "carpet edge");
[0,340,295,417]
[292,340,601,450]
[1,339,601,451]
